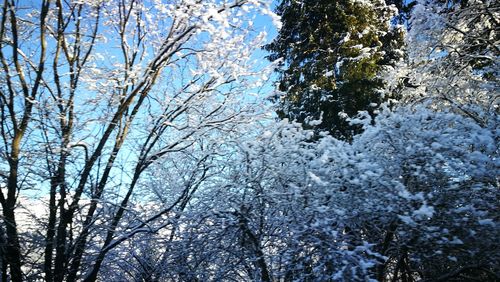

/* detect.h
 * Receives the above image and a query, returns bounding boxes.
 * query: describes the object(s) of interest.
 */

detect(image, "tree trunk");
[2,163,23,281]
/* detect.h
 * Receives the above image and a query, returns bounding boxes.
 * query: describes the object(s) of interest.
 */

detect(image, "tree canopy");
[265,0,404,140]
[0,0,497,281]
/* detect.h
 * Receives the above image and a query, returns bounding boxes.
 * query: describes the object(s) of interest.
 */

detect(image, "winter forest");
[0,0,498,281]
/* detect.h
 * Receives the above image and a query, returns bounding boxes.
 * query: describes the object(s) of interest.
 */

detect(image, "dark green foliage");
[265,0,404,140]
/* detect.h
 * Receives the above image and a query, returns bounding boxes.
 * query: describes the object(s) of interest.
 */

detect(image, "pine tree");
[265,0,404,140]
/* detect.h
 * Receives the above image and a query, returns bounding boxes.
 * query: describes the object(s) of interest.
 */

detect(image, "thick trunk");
[3,206,22,282]
[238,211,271,282]
[43,176,59,282]
[66,201,98,282]
[376,221,398,281]
[1,156,23,282]
[53,209,70,282]
[0,225,7,281]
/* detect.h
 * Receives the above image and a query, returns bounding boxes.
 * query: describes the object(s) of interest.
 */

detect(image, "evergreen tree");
[265,0,404,140]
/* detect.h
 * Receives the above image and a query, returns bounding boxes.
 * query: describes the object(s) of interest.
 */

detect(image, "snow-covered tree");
[390,0,498,126]
[265,0,404,140]
[136,0,499,280]
[0,0,278,280]
[0,0,497,281]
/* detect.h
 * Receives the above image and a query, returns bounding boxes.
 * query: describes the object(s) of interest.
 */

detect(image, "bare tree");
[0,0,277,281]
